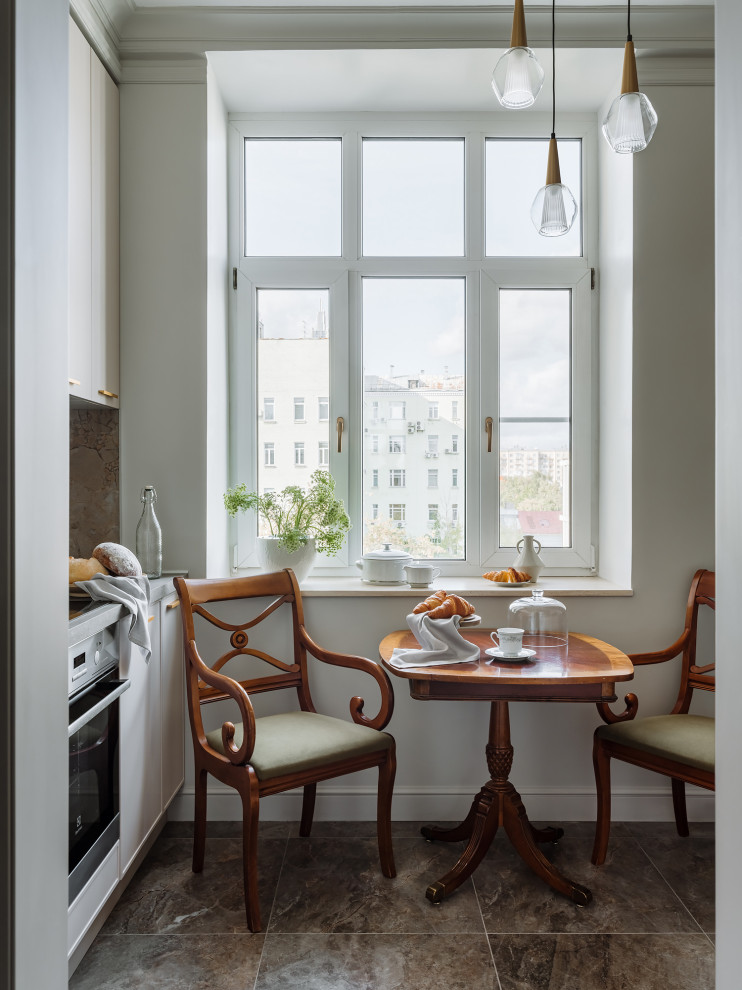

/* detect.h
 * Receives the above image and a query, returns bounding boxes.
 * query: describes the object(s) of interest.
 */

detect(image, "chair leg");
[591,735,612,866]
[299,783,317,838]
[192,762,208,874]
[376,745,397,878]
[672,778,690,837]
[237,772,262,933]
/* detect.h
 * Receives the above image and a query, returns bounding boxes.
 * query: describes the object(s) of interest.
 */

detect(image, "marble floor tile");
[488,933,715,990]
[103,837,286,934]
[255,933,497,990]
[162,819,292,840]
[69,934,265,990]
[633,831,715,933]
[474,825,703,934]
[269,837,483,934]
[288,820,460,838]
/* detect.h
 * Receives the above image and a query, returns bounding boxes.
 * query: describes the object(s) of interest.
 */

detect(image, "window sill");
[298,575,632,598]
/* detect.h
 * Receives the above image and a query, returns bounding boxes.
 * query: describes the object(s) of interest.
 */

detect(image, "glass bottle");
[136,485,162,579]
[508,589,568,650]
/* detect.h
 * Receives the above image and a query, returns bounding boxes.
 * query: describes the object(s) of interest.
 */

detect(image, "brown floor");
[70,819,715,990]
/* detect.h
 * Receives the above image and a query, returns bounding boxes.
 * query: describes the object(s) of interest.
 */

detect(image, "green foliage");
[224,470,350,556]
[364,516,463,560]
[500,472,563,511]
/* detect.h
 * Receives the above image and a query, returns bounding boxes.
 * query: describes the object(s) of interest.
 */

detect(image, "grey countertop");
[69,573,184,648]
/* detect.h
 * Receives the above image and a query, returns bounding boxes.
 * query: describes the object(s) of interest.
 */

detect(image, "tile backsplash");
[70,405,119,557]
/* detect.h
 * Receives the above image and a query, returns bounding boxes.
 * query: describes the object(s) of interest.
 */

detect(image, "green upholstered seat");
[206,710,393,781]
[596,714,714,774]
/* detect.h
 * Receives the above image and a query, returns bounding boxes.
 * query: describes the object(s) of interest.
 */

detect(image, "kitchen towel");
[388,612,480,668]
[75,574,152,662]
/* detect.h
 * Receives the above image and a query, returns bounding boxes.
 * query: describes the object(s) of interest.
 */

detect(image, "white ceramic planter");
[257,537,316,584]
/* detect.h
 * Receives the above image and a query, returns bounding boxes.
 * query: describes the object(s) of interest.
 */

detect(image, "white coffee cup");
[490,627,524,657]
[403,563,442,588]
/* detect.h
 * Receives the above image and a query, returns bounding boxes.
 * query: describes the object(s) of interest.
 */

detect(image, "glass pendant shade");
[602,91,657,154]
[492,47,544,109]
[531,136,577,237]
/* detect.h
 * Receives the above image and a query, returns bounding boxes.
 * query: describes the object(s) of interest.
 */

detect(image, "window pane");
[257,289,330,529]
[363,140,465,256]
[245,139,341,256]
[362,278,465,558]
[498,289,571,548]
[486,139,581,257]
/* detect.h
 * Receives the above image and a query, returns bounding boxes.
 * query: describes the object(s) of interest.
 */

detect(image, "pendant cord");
[551,0,555,138]
[627,0,632,42]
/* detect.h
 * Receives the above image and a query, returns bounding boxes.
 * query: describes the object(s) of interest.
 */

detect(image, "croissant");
[483,568,531,583]
[412,589,447,614]
[427,594,476,619]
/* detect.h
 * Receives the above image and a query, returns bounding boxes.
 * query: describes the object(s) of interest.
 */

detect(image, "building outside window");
[231,124,594,574]
[389,503,406,523]
[428,504,439,523]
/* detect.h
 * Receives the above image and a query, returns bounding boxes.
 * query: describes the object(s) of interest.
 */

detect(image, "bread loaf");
[69,556,110,584]
[93,542,142,577]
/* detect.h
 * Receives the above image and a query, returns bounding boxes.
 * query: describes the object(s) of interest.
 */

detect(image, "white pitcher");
[513,534,544,582]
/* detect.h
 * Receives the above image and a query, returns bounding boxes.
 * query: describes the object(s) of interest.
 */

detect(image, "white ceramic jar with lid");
[355,544,413,585]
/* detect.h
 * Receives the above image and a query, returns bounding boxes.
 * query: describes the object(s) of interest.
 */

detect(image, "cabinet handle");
[98,389,119,399]
[148,615,155,623]
[336,416,344,453]
[485,416,493,453]
[166,600,180,610]
[69,378,81,386]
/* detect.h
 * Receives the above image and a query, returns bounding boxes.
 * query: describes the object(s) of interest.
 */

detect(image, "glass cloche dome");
[508,589,568,650]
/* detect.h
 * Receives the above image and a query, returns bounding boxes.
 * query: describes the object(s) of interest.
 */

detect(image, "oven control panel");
[69,624,119,698]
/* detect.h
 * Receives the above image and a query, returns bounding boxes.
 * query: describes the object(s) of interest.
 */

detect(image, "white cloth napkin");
[388,612,480,668]
[75,574,152,663]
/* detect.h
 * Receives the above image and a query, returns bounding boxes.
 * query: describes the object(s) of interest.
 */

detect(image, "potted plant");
[224,469,350,582]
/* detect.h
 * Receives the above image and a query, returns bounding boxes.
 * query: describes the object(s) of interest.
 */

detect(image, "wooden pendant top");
[510,0,528,49]
[545,136,562,187]
[620,39,640,95]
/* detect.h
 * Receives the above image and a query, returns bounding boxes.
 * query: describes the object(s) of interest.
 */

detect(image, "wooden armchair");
[173,569,396,932]
[592,569,715,865]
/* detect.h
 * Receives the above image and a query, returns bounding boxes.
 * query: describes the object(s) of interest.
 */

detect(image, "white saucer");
[458,614,481,627]
[485,647,536,661]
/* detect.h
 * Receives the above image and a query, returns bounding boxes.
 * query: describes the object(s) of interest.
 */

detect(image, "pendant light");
[492,0,544,110]
[602,0,658,154]
[530,0,577,237]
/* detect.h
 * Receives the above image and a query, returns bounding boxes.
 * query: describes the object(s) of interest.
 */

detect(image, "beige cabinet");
[119,594,185,876]
[68,19,119,408]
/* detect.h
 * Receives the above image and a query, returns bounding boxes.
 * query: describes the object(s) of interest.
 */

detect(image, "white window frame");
[318,440,329,466]
[228,112,597,576]
[318,396,330,421]
[263,397,275,422]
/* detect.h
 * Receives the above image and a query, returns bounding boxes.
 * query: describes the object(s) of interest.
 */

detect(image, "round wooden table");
[379,629,634,906]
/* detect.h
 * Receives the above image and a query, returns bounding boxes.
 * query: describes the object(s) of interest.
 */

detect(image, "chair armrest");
[186,638,256,765]
[298,626,395,731]
[629,629,690,666]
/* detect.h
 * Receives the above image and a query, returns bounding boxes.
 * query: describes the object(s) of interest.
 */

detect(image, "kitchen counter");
[69,572,184,648]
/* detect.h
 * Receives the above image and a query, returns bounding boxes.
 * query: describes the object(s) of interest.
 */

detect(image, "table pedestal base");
[421,701,592,907]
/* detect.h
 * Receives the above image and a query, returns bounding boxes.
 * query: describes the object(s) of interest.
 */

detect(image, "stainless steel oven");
[68,620,130,905]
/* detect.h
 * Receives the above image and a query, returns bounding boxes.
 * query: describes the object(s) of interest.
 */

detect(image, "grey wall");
[14,0,70,985]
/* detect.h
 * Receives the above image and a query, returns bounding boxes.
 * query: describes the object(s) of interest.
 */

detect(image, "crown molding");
[71,0,124,79]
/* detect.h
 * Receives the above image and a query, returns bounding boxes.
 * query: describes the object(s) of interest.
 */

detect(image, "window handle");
[337,416,344,453]
[485,416,493,453]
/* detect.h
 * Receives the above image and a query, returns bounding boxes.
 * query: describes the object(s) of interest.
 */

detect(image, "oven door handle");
[68,679,131,738]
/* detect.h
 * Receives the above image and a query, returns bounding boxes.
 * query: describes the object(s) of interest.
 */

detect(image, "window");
[428,504,439,523]
[232,119,594,574]
[389,503,406,523]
